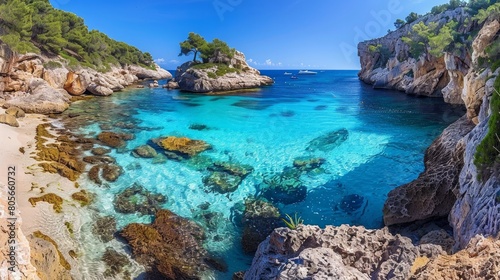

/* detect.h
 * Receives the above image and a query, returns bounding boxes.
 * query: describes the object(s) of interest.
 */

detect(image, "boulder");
[165,80,179,89]
[63,71,88,96]
[128,63,172,80]
[0,114,19,127]
[87,83,113,96]
[4,78,70,114]
[5,106,25,118]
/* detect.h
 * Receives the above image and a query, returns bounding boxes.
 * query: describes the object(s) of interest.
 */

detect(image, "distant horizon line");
[163,68,361,71]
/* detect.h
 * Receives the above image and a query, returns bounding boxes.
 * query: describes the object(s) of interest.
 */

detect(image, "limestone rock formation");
[410,236,500,279]
[245,225,445,280]
[4,78,70,114]
[0,40,172,114]
[358,8,471,101]
[5,106,25,118]
[383,116,474,225]
[63,71,87,96]
[174,51,273,93]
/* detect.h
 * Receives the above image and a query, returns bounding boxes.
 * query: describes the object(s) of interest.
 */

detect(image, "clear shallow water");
[64,70,464,279]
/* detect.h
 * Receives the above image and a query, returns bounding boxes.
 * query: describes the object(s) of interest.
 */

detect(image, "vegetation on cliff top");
[0,0,153,71]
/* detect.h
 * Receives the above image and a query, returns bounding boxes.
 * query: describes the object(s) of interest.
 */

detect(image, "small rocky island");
[169,33,274,93]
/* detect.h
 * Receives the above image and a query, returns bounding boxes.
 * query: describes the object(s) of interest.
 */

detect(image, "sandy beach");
[0,110,86,279]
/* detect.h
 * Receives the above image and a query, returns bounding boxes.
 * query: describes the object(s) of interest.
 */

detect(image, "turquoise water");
[64,70,464,279]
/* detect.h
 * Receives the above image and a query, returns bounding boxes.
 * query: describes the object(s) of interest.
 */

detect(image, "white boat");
[284,72,293,75]
[297,70,317,75]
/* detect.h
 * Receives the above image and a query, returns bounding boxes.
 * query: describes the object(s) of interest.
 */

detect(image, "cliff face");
[0,41,172,114]
[174,51,273,93]
[358,8,471,103]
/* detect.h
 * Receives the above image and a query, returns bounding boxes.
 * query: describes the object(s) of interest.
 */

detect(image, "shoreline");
[0,109,105,279]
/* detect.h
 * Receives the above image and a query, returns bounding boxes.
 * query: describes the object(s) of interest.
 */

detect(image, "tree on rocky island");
[179,32,235,64]
[179,32,208,62]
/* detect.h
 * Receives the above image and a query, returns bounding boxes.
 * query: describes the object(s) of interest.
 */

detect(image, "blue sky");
[49,0,448,70]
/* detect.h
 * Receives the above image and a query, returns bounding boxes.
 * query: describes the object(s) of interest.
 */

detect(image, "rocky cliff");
[358,8,471,103]
[246,6,500,280]
[0,41,172,114]
[173,51,273,93]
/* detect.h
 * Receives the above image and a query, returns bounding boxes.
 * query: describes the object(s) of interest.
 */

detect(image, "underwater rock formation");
[113,183,167,215]
[260,168,307,205]
[306,129,348,152]
[241,198,282,254]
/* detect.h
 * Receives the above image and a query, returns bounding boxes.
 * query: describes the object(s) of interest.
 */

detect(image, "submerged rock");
[92,216,117,243]
[153,136,211,157]
[260,168,307,205]
[306,129,349,152]
[337,194,367,214]
[113,183,166,215]
[203,171,242,194]
[131,144,157,158]
[97,131,133,148]
[102,248,131,278]
[208,161,254,178]
[293,157,326,173]
[241,198,282,254]
[120,209,212,279]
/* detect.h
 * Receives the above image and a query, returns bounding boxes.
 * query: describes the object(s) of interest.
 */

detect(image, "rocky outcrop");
[245,225,446,280]
[0,40,172,114]
[383,116,475,226]
[410,235,500,279]
[4,78,70,114]
[462,19,500,124]
[358,8,471,101]
[174,51,273,93]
